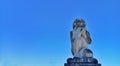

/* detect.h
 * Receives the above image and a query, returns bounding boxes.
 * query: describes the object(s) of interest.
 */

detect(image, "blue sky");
[0,0,120,66]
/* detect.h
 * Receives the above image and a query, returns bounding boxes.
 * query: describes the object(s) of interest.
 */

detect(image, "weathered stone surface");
[64,18,102,66]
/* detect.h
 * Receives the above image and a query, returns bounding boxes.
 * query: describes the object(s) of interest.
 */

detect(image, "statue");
[64,18,101,66]
[70,18,92,58]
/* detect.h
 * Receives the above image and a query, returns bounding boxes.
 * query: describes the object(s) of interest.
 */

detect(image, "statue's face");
[73,21,85,29]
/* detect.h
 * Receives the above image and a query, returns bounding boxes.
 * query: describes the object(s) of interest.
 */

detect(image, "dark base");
[64,57,101,66]
[64,63,101,66]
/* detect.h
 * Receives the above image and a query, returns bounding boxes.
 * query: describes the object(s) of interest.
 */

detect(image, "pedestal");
[64,57,101,66]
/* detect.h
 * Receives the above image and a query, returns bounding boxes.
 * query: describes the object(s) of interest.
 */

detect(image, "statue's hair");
[73,18,86,29]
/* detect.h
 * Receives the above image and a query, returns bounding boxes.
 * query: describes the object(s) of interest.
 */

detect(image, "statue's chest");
[73,29,82,38]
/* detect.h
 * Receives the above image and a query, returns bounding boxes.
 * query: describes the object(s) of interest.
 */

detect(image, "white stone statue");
[70,18,92,58]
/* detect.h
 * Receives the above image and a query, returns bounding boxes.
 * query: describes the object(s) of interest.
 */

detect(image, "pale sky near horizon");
[0,0,120,66]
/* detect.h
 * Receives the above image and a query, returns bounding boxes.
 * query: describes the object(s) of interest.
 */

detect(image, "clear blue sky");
[0,0,120,66]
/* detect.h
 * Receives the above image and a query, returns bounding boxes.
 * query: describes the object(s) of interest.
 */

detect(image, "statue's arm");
[70,31,73,42]
[70,31,74,55]
[85,30,92,44]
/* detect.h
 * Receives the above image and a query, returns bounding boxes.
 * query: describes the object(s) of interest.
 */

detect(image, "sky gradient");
[0,0,120,66]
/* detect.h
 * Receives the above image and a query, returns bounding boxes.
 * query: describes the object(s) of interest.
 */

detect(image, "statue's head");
[73,18,86,29]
